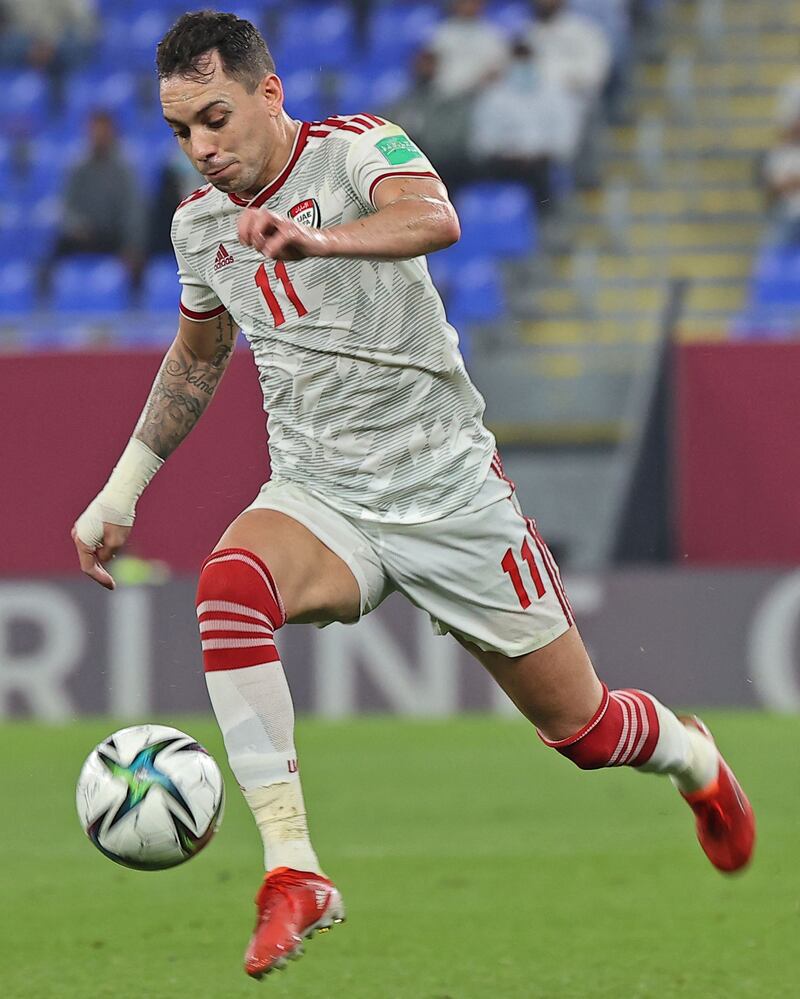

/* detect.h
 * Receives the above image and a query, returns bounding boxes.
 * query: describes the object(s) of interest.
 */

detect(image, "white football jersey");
[171,114,495,523]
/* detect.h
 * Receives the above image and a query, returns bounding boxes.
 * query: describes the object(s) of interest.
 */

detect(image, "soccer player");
[72,11,755,980]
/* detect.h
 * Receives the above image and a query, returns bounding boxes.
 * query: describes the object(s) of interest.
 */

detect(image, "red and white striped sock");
[541,685,717,792]
[197,548,322,873]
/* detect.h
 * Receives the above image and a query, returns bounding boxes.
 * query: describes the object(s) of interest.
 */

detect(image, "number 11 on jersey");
[255,261,308,327]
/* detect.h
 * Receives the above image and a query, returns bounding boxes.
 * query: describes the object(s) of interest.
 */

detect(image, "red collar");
[228,121,311,208]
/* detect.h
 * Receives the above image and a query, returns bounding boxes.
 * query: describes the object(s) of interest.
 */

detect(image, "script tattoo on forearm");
[134,314,237,459]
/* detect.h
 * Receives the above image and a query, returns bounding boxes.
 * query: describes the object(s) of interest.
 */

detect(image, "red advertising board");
[676,341,800,565]
[1,349,269,575]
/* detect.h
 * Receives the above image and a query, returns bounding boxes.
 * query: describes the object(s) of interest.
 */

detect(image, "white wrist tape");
[74,438,163,549]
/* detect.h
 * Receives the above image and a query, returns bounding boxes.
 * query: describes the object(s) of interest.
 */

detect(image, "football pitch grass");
[1,713,796,999]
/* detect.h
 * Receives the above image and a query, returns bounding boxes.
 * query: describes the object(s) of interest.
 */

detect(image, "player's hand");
[72,500,133,591]
[71,523,130,591]
[237,208,333,261]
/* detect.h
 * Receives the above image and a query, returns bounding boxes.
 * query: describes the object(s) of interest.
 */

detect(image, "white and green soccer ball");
[76,724,225,871]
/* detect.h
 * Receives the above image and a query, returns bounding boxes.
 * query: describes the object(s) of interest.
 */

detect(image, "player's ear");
[261,74,284,116]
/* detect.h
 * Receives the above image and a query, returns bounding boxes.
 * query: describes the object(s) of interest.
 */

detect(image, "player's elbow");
[435,206,461,250]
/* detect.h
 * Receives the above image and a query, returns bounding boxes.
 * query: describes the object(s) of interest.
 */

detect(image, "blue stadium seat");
[749,245,800,307]
[124,132,178,192]
[454,183,538,259]
[64,70,141,124]
[449,257,505,323]
[486,1,532,36]
[281,71,325,123]
[51,256,132,312]
[369,4,442,61]
[337,66,412,115]
[142,256,179,310]
[279,4,356,71]
[6,138,73,193]
[730,306,799,340]
[0,71,49,128]
[427,254,454,299]
[0,262,37,313]
[103,9,174,68]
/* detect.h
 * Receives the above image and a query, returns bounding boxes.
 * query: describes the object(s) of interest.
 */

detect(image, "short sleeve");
[172,226,227,322]
[345,119,441,209]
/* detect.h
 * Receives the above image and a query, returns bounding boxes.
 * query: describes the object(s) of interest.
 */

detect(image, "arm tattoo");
[134,313,237,459]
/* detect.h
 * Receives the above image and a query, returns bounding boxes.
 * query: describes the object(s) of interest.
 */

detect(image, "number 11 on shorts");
[502,538,545,609]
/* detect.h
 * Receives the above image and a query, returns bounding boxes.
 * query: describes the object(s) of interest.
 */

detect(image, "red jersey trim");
[308,113,386,139]
[228,121,312,208]
[368,170,440,206]
[180,300,228,321]
[176,184,212,212]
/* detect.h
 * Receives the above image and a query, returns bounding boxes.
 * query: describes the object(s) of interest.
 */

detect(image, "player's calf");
[540,684,717,783]
[541,684,755,872]
[196,547,323,875]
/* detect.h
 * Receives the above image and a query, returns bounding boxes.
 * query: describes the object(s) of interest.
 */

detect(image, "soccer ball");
[76,724,225,871]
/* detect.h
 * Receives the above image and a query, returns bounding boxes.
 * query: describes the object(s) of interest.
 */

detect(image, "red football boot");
[244,867,345,978]
[679,716,755,873]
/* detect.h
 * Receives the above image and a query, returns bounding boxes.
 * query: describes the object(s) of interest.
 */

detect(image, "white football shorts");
[244,462,573,658]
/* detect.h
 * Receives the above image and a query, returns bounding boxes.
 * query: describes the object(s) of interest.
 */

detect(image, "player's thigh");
[381,471,573,658]
[216,479,390,625]
[215,508,361,624]
[460,626,603,741]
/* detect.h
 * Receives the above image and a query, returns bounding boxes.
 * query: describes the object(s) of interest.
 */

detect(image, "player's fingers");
[264,232,301,260]
[237,209,261,246]
[95,543,117,564]
[71,528,116,590]
[86,561,116,591]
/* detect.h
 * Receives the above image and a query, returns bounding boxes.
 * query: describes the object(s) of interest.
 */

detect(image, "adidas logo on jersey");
[213,243,235,271]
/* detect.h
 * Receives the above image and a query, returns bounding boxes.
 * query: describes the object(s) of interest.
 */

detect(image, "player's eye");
[207,117,228,130]
[172,129,190,141]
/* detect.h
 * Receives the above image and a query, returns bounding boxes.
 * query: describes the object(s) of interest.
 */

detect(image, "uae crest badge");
[288,198,321,228]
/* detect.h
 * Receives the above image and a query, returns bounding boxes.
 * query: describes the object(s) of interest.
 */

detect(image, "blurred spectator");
[44,111,144,289]
[384,49,475,193]
[0,0,97,82]
[427,0,509,98]
[525,0,611,109]
[469,38,581,209]
[147,151,204,257]
[762,114,800,248]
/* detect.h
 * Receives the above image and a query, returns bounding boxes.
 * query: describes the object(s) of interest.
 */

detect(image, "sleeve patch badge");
[375,134,424,166]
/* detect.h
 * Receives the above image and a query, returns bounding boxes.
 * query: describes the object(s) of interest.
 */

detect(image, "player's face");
[160,51,284,196]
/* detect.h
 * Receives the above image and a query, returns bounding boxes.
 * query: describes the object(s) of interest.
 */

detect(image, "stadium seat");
[0,71,49,128]
[278,4,356,71]
[448,257,506,323]
[369,4,442,61]
[427,254,454,300]
[485,1,532,36]
[336,66,412,115]
[280,71,325,123]
[141,256,179,311]
[103,9,174,69]
[0,262,37,313]
[454,183,538,259]
[730,306,799,340]
[749,245,800,308]
[51,256,132,312]
[64,70,141,124]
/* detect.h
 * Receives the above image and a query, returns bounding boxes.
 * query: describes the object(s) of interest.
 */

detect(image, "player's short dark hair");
[156,10,275,92]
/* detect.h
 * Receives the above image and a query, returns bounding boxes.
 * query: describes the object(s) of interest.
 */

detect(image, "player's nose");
[191,135,220,164]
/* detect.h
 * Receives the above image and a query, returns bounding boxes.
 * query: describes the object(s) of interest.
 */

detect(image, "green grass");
[0,714,796,998]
